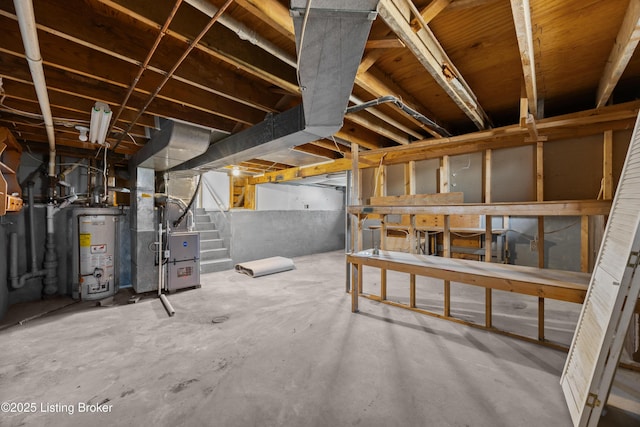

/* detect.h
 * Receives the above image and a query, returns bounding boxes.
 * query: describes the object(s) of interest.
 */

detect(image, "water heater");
[70,209,120,300]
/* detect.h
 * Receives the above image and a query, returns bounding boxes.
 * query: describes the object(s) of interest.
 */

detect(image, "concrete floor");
[0,250,638,427]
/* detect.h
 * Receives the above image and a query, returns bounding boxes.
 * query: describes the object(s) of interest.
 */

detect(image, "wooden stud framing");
[485,215,493,328]
[581,216,589,273]
[352,263,360,313]
[603,130,614,200]
[443,214,451,317]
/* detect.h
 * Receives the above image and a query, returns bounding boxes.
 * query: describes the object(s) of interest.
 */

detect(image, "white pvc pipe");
[185,0,296,67]
[13,0,56,177]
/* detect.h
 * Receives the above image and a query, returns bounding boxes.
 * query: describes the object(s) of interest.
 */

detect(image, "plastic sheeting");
[234,257,295,278]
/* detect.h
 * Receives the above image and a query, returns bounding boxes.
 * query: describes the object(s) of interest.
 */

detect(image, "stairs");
[194,209,234,274]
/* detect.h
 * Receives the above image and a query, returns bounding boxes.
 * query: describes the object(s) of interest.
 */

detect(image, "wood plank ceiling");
[0,0,638,174]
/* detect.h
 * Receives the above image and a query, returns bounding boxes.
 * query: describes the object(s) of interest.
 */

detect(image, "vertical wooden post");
[603,130,613,200]
[405,160,416,195]
[440,155,450,193]
[536,141,545,340]
[484,150,493,328]
[351,263,360,313]
[484,149,492,203]
[580,216,589,273]
[443,214,451,317]
[441,156,451,317]
[380,268,387,301]
[410,274,416,308]
[485,215,493,328]
[351,142,361,253]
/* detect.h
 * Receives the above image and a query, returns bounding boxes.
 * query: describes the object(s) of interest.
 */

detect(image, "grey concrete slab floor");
[0,250,638,427]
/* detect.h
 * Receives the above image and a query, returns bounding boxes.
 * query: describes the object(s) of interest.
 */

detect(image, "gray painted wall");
[228,210,345,264]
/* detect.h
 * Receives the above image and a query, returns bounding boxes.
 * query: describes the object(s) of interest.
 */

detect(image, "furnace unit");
[166,231,200,292]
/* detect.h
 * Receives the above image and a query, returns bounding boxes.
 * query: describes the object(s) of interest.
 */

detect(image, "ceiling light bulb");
[232,167,240,176]
[75,125,89,142]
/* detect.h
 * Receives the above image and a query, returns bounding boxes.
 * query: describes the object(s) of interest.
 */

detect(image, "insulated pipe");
[13,0,56,177]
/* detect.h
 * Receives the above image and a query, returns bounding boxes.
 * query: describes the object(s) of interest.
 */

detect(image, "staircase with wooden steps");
[194,209,233,274]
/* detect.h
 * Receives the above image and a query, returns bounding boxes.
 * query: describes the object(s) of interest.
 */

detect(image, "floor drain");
[212,316,229,324]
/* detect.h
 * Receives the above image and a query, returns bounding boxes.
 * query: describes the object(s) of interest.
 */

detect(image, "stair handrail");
[201,175,229,220]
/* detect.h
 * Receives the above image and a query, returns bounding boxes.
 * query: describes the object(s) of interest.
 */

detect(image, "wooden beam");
[596,0,640,107]
[417,0,452,25]
[378,0,487,129]
[603,130,614,200]
[347,200,613,217]
[251,101,640,186]
[366,37,406,49]
[99,0,298,94]
[510,0,538,117]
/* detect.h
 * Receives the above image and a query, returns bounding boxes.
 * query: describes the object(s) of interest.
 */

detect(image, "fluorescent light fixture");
[89,101,112,145]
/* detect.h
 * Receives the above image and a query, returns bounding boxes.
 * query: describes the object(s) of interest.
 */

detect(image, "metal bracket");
[586,393,601,408]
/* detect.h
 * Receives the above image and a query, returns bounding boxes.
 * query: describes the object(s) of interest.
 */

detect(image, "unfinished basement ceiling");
[1,0,638,174]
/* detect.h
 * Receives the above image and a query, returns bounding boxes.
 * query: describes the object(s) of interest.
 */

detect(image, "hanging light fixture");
[88,101,112,145]
[75,125,89,142]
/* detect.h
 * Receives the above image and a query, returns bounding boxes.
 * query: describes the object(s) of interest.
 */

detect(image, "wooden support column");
[443,214,451,317]
[351,263,360,313]
[410,274,416,308]
[580,216,589,273]
[536,140,545,340]
[441,155,451,317]
[352,142,362,252]
[380,214,387,301]
[484,149,492,203]
[484,150,493,328]
[603,130,614,200]
[440,155,450,193]
[485,216,493,328]
[405,161,416,195]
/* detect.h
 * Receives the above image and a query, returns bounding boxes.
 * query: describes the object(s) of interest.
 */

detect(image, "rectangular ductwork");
[132,119,213,171]
[171,0,379,172]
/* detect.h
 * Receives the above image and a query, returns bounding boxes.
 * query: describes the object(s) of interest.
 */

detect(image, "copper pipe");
[113,0,235,150]
[108,0,183,147]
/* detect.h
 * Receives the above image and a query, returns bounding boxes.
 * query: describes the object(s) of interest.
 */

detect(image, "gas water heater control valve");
[93,267,104,281]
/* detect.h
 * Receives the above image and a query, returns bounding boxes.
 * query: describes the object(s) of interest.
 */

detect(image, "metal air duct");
[132,119,215,171]
[171,0,379,172]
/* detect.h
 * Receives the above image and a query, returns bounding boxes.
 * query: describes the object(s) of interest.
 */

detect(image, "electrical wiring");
[330,135,345,157]
[295,0,313,90]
